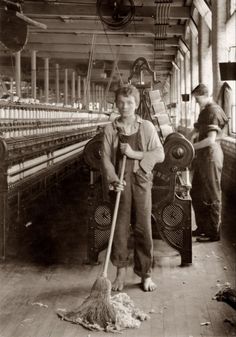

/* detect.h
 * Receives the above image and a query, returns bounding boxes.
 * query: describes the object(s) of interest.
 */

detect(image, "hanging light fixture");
[181,94,190,102]
[219,46,236,81]
[219,63,236,81]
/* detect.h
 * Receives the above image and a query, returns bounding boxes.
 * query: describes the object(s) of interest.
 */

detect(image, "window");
[230,0,236,15]
[227,0,236,18]
[226,81,236,136]
[231,104,236,134]
[226,4,235,135]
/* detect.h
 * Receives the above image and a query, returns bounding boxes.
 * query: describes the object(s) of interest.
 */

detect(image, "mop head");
[215,286,236,310]
[57,276,150,332]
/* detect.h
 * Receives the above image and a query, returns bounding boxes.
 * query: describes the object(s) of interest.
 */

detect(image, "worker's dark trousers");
[190,144,224,238]
[111,170,153,279]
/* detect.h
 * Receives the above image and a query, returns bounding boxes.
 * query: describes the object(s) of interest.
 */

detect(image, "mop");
[57,155,149,332]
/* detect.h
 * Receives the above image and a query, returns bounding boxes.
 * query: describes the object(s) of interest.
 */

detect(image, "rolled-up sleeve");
[139,122,165,173]
[101,126,119,184]
[197,103,228,137]
[206,124,221,133]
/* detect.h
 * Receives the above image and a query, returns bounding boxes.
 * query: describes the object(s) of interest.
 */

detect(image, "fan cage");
[97,0,135,30]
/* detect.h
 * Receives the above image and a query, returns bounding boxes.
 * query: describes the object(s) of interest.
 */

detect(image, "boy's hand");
[112,180,126,192]
[120,143,134,158]
[190,131,199,144]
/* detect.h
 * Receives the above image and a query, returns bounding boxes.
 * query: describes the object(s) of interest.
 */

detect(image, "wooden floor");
[0,171,236,337]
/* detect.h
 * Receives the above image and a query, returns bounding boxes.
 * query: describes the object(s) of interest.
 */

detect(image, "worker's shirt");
[193,102,228,164]
[101,115,164,184]
[194,102,228,142]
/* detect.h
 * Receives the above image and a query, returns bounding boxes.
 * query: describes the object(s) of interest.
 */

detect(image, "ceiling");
[0,0,193,95]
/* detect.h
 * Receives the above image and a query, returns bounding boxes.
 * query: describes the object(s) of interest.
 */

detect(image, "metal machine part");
[83,132,103,171]
[152,132,194,265]
[85,131,194,266]
[86,184,112,264]
[0,0,47,52]
[0,102,109,259]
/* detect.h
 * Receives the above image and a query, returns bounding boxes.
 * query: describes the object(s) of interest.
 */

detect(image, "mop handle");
[102,155,127,278]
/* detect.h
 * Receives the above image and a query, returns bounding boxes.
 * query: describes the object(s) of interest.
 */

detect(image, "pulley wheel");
[161,203,184,231]
[163,132,194,171]
[83,134,103,170]
[94,203,112,230]
[0,10,28,52]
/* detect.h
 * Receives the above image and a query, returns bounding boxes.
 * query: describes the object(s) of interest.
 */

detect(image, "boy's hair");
[191,83,209,96]
[115,84,140,106]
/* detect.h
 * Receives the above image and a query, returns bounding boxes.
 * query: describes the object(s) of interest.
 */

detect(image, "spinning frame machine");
[84,58,194,266]
[0,1,194,264]
[0,1,110,260]
[0,102,109,259]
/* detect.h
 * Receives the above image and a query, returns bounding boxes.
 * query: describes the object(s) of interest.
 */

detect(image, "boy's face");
[116,94,138,118]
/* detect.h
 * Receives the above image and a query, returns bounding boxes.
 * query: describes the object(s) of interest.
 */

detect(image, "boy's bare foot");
[112,267,126,291]
[142,277,157,292]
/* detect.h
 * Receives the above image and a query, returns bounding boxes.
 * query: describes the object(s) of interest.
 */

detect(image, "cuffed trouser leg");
[191,170,206,234]
[132,172,153,279]
[191,146,223,238]
[204,201,221,238]
[202,160,222,238]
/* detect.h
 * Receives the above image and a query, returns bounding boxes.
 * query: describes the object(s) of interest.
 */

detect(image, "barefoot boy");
[102,84,164,291]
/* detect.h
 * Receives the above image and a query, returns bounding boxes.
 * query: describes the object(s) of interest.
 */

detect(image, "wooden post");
[184,51,191,126]
[83,77,87,108]
[92,82,95,108]
[44,57,49,104]
[179,53,185,125]
[101,85,104,111]
[31,50,37,100]
[87,81,91,107]
[212,0,227,100]
[55,64,60,104]
[64,69,68,106]
[190,30,199,90]
[10,77,13,100]
[95,85,99,108]
[77,75,81,102]
[71,71,75,106]
[176,53,181,124]
[198,14,212,88]
[99,86,102,111]
[15,51,21,98]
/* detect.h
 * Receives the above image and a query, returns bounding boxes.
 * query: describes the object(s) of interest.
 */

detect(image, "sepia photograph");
[0,1,235,336]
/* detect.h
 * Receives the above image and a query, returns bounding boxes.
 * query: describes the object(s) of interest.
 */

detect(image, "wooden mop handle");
[102,155,127,277]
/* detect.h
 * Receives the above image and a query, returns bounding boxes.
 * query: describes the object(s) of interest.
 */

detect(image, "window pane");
[231,105,236,134]
[230,0,236,15]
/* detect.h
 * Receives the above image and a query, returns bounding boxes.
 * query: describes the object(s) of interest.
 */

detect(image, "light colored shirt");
[101,115,165,183]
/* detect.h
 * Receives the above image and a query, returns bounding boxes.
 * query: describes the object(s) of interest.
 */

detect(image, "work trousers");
[190,143,224,238]
[111,170,153,279]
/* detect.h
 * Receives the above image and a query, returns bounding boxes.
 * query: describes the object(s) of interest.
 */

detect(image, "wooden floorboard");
[0,243,235,337]
[0,173,235,337]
